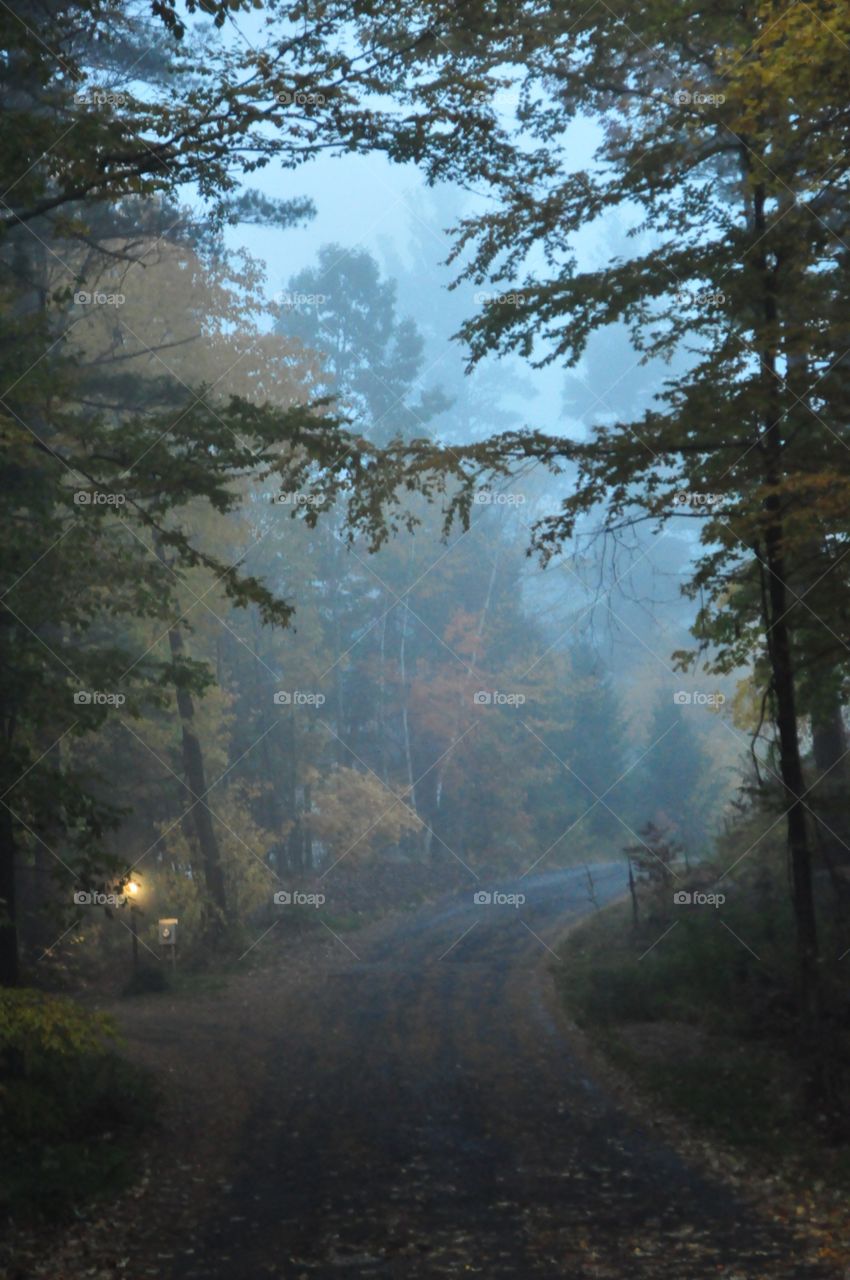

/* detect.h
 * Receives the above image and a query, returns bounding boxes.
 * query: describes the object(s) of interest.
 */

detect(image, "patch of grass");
[167,966,230,995]
[0,992,158,1221]
[557,897,799,1036]
[555,898,850,1171]
[601,1032,798,1155]
[320,910,368,932]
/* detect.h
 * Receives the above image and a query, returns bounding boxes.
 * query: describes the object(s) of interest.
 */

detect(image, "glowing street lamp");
[125,878,141,969]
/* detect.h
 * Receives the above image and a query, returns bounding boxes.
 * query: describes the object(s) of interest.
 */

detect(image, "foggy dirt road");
[170,867,829,1280]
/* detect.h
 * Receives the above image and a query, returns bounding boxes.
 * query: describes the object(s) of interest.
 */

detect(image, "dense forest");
[3,1,850,1276]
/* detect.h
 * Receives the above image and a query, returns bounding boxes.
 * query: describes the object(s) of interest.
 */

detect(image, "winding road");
[172,865,829,1279]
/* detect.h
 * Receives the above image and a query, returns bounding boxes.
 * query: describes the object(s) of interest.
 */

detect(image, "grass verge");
[0,989,158,1221]
[555,898,850,1181]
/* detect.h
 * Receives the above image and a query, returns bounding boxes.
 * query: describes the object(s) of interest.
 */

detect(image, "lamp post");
[126,879,140,971]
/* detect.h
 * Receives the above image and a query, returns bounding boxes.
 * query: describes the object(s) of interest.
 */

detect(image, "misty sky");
[201,24,725,723]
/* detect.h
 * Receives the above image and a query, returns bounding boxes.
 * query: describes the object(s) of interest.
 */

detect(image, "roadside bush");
[0,989,156,1219]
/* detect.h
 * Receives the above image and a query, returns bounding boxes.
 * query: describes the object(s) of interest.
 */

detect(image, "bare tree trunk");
[810,696,850,912]
[0,242,48,984]
[284,707,302,872]
[627,856,639,931]
[812,699,847,777]
[752,179,819,1029]
[155,534,228,937]
[166,622,228,936]
[333,591,346,765]
[764,559,819,1022]
[16,733,62,960]
[303,777,313,870]
[399,608,417,817]
[0,803,19,985]
[250,609,284,838]
[427,528,502,862]
[378,613,389,785]
[154,540,228,930]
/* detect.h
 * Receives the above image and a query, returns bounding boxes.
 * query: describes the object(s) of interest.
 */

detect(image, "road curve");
[172,865,828,1279]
